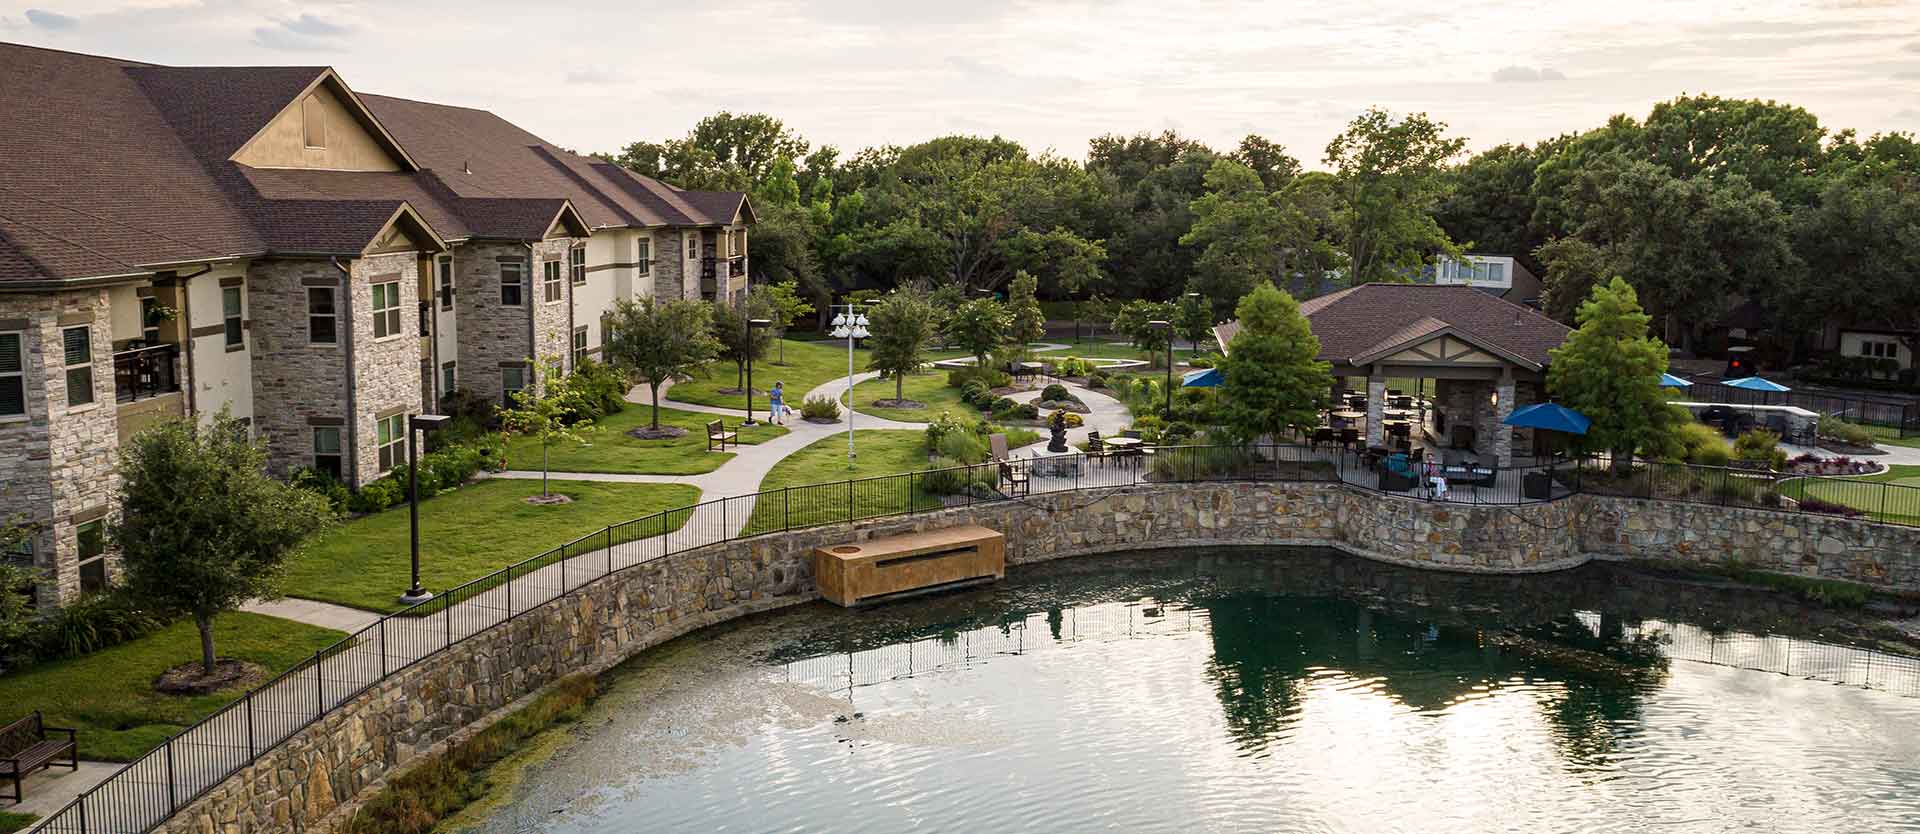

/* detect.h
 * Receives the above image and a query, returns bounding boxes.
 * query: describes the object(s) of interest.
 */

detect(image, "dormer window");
[302,95,326,149]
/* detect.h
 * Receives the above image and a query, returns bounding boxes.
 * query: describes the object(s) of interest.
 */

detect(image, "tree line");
[602,97,1920,360]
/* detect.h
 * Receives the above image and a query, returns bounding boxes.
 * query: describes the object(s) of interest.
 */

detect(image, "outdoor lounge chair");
[989,433,1029,496]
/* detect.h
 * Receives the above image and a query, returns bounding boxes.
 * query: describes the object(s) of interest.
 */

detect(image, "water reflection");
[475,548,1920,834]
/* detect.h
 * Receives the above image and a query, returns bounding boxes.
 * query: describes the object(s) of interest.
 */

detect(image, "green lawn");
[0,613,345,762]
[1860,423,1920,449]
[744,430,948,535]
[851,370,975,424]
[668,338,869,410]
[0,812,34,834]
[501,404,785,475]
[285,479,701,613]
[1783,464,1920,526]
[1036,341,1208,363]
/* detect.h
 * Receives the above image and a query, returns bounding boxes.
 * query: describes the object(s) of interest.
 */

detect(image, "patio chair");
[1311,427,1335,451]
[1338,427,1360,452]
[1086,431,1106,467]
[989,433,1028,496]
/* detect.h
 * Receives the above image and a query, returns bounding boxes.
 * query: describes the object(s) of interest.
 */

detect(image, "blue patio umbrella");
[1659,373,1693,388]
[1502,402,1591,435]
[1724,376,1791,393]
[1181,367,1223,388]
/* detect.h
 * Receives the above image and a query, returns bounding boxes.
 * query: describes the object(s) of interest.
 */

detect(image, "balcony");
[701,257,717,281]
[113,343,181,404]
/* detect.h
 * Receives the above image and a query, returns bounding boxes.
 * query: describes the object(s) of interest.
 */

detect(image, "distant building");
[1424,254,1542,307]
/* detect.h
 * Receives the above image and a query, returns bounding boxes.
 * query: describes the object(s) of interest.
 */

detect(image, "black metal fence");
[26,445,1920,833]
[1687,380,1920,437]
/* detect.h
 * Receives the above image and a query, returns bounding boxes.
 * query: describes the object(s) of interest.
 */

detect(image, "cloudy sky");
[4,0,1918,167]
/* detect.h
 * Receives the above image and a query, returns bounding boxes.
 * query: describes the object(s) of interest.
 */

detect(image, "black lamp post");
[1148,319,1172,418]
[400,413,452,605]
[743,317,772,425]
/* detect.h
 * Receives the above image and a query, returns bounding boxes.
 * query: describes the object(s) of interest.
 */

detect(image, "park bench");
[705,420,738,452]
[1,711,78,803]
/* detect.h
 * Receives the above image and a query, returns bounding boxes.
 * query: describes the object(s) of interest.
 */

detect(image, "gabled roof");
[0,41,751,289]
[1216,283,1573,371]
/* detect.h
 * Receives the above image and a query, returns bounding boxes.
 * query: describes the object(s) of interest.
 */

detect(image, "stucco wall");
[186,265,254,428]
[139,481,1920,834]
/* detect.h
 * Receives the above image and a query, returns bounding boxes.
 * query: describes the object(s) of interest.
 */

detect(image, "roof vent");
[462,161,472,175]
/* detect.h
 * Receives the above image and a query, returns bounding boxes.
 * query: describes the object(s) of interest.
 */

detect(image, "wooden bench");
[814,525,1005,607]
[705,420,738,452]
[1,711,77,804]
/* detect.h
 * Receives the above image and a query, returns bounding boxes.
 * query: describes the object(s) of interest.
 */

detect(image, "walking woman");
[768,381,786,425]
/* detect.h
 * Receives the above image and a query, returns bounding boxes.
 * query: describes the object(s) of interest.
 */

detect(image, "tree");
[1788,172,1920,361]
[1436,143,1551,273]
[1547,278,1677,470]
[1182,159,1344,318]
[0,520,38,669]
[1111,299,1176,365]
[943,297,1010,368]
[711,294,776,391]
[602,298,720,432]
[113,412,333,675]
[1324,108,1466,285]
[1218,282,1333,443]
[865,290,937,401]
[1231,134,1301,191]
[501,356,598,498]
[1533,236,1612,325]
[1173,292,1214,352]
[763,279,815,365]
[1005,271,1048,354]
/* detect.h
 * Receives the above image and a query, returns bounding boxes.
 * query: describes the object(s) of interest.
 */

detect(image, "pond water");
[470,549,1920,834]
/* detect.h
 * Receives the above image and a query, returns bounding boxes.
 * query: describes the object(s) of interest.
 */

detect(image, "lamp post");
[1148,319,1172,418]
[400,413,452,605]
[742,317,772,425]
[829,304,870,468]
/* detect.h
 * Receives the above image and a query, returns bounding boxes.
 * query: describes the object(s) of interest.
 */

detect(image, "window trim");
[440,361,457,397]
[636,239,651,276]
[75,519,106,595]
[437,255,455,312]
[375,413,407,474]
[570,246,587,286]
[307,286,338,345]
[62,325,94,407]
[0,330,24,418]
[571,326,589,368]
[500,261,526,307]
[221,287,244,350]
[312,426,343,480]
[543,260,564,304]
[502,364,528,407]
[370,280,403,340]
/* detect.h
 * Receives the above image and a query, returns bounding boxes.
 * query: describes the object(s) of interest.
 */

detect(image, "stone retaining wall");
[149,482,1920,833]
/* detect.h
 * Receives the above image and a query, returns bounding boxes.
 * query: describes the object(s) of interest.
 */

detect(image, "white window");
[313,427,342,480]
[0,331,23,417]
[500,261,526,307]
[222,287,244,348]
[308,286,337,344]
[437,256,455,312]
[572,327,588,368]
[502,364,527,407]
[375,413,406,473]
[62,325,93,407]
[371,280,402,339]
[636,239,651,275]
[570,246,587,286]
[543,260,563,303]
[75,519,106,594]
[1487,262,1507,284]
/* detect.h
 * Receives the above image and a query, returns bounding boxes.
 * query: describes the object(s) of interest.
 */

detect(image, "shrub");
[565,359,629,420]
[924,411,970,454]
[347,478,402,514]
[1186,357,1213,369]
[1163,421,1197,443]
[1040,383,1070,402]
[1087,371,1111,389]
[1818,415,1877,448]
[936,429,989,464]
[1013,402,1039,420]
[1733,429,1788,471]
[438,387,498,428]
[920,457,996,496]
[1674,422,1732,466]
[29,589,168,663]
[1051,410,1084,429]
[991,396,1017,413]
[1798,497,1864,517]
[1054,356,1093,377]
[800,395,841,421]
[961,379,992,406]
[290,466,351,515]
[947,366,1011,390]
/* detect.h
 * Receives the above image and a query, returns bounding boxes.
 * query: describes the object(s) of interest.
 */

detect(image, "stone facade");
[348,253,425,485]
[451,241,535,408]
[248,259,352,481]
[0,289,118,607]
[141,480,1920,833]
[529,238,575,383]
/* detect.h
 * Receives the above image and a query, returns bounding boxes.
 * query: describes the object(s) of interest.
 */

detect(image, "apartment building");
[1426,254,1542,306]
[0,42,752,608]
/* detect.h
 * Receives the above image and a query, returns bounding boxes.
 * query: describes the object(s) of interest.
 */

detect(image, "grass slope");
[285,479,700,613]
[0,613,345,762]
[667,338,869,410]
[850,369,974,424]
[744,430,946,535]
[1785,464,1920,526]
[501,404,784,475]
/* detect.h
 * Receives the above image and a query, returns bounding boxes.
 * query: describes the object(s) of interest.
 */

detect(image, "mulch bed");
[524,494,574,506]
[1037,398,1091,414]
[872,398,926,409]
[626,426,689,440]
[155,659,268,695]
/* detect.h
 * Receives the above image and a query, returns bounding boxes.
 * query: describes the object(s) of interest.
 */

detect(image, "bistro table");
[1329,410,1366,422]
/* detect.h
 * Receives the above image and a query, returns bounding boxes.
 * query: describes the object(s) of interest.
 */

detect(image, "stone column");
[1366,376,1387,449]
[1492,378,1516,466]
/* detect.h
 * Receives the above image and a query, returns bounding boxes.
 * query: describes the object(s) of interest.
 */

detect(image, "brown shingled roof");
[1216,284,1572,370]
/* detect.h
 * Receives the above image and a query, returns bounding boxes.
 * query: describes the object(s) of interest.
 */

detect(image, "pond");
[469,549,1920,834]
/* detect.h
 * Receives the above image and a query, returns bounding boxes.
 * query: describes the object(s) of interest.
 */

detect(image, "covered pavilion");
[1216,284,1573,466]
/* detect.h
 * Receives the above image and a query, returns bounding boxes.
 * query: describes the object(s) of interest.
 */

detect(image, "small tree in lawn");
[501,356,598,500]
[603,297,719,437]
[764,279,814,365]
[866,290,937,403]
[944,297,1010,370]
[113,411,333,677]
[1174,292,1214,353]
[1548,277,1676,471]
[1112,299,1176,366]
[1218,282,1333,443]
[1005,271,1048,358]
[711,294,775,393]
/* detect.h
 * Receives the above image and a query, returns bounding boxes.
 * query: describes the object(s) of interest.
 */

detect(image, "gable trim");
[1349,324,1541,372]
[228,69,421,172]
